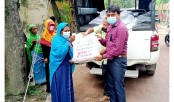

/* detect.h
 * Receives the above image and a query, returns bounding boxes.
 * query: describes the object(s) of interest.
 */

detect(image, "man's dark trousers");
[108,57,127,102]
[102,61,109,96]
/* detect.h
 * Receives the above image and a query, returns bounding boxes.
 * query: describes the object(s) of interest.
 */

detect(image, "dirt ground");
[13,64,103,102]
[73,64,104,102]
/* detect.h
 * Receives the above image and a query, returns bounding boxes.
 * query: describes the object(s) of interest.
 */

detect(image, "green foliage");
[60,2,71,24]
[27,85,46,101]
[161,0,169,3]
[156,0,169,5]
[104,0,109,9]
[118,0,135,8]
[21,0,28,7]
[27,85,43,96]
[113,0,135,8]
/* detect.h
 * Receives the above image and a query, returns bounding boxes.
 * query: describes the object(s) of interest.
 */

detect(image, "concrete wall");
[19,0,60,34]
[19,0,49,25]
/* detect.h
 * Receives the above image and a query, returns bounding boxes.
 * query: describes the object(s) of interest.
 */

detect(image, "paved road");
[124,31,169,102]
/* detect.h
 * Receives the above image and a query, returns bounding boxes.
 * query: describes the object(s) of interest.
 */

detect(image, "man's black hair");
[107,5,121,14]
[50,16,56,22]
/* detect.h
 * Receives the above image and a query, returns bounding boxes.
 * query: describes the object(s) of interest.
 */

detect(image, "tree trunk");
[51,0,61,23]
[5,0,27,95]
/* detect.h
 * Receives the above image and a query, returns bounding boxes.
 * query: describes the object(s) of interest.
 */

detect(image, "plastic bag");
[72,33,100,63]
[89,10,106,25]
[120,10,137,29]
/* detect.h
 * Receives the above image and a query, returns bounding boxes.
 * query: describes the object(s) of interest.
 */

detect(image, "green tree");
[156,0,169,5]
[104,0,109,9]
[162,0,169,3]
[50,0,71,24]
[60,2,70,24]
[50,0,62,23]
[109,0,135,8]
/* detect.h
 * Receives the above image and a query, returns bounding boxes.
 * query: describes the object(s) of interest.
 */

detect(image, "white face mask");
[49,26,55,31]
[107,17,117,25]
[62,31,70,39]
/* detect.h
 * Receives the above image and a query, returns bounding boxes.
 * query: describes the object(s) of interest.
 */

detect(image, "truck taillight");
[151,35,159,52]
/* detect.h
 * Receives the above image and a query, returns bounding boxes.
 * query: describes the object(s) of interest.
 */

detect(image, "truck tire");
[145,64,157,76]
[165,34,169,47]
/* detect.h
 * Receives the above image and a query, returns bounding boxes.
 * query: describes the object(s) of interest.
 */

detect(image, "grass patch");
[28,85,42,96]
[27,85,46,101]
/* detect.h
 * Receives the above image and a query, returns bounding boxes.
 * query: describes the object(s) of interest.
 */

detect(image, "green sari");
[26,24,42,66]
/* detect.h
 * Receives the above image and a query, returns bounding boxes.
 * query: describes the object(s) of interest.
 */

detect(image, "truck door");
[127,30,152,60]
[73,0,105,32]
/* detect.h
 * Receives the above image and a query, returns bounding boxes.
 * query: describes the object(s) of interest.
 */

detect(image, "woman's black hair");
[50,16,56,22]
[107,5,121,14]
[61,24,69,32]
[61,24,72,35]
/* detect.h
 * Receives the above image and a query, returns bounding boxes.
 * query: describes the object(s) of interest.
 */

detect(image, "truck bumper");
[127,49,160,66]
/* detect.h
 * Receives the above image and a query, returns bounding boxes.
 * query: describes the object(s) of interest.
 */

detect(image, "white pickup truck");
[73,0,159,77]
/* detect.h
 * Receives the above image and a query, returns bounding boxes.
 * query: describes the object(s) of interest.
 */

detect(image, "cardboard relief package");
[72,32,101,63]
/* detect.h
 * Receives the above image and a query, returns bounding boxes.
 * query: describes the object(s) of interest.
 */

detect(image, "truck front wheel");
[145,64,157,76]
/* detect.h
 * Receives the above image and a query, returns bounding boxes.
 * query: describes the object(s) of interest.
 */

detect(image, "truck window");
[74,0,156,32]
